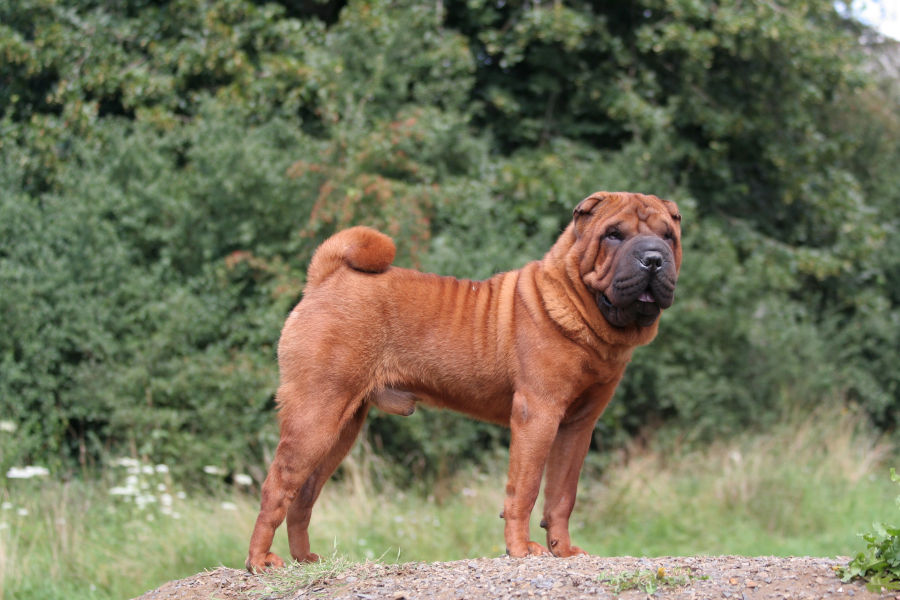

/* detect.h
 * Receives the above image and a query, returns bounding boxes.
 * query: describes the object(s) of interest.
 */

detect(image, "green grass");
[1,406,895,600]
[598,567,707,594]
[253,553,359,597]
[574,405,896,557]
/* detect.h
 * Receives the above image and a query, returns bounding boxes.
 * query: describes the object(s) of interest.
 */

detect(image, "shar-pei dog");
[246,191,682,571]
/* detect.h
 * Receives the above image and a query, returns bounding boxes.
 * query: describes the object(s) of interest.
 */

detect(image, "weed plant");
[840,468,900,591]
[598,566,706,594]
[254,553,358,597]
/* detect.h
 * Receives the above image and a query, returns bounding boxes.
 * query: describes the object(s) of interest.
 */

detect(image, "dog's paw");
[527,541,550,556]
[246,551,285,573]
[293,552,320,563]
[507,541,550,557]
[550,544,587,558]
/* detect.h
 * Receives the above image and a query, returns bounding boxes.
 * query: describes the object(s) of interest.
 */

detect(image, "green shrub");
[1,0,898,483]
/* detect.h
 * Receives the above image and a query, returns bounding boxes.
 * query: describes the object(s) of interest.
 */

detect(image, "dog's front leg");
[540,418,596,557]
[541,382,618,557]
[503,391,562,557]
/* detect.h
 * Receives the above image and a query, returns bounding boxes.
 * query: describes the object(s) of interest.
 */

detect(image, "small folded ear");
[572,192,608,238]
[573,192,608,219]
[662,198,682,225]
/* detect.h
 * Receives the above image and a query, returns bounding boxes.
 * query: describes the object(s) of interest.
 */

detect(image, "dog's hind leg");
[246,384,364,572]
[285,403,369,563]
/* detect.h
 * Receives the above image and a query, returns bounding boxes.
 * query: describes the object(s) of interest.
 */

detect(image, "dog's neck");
[537,225,660,361]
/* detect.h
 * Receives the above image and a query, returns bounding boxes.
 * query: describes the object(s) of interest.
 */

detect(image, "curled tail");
[306,226,396,287]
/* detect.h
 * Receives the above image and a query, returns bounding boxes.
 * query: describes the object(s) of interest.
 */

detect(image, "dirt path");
[134,555,886,599]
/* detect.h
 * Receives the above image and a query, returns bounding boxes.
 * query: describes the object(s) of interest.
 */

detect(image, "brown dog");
[246,191,682,571]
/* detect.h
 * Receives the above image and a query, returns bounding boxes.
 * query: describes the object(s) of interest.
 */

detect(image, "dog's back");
[284,228,526,424]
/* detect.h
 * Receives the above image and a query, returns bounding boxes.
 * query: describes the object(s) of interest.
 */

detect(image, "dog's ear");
[661,198,682,226]
[573,192,608,219]
[573,192,608,237]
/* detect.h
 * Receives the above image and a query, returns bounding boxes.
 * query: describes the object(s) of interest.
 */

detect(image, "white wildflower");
[17,508,28,516]
[203,465,225,476]
[0,420,16,433]
[220,502,237,511]
[6,466,49,479]
[2,502,12,510]
[135,494,156,509]
[154,464,169,474]
[234,473,253,486]
[113,457,139,468]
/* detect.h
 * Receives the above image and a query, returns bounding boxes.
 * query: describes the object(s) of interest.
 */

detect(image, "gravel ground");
[134,555,888,600]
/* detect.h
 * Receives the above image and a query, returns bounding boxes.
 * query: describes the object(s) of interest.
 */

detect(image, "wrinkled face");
[573,191,682,329]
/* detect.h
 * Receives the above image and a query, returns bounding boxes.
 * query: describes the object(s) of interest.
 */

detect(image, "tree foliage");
[1,0,898,482]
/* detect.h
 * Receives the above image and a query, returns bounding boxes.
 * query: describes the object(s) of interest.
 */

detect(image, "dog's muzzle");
[596,236,677,328]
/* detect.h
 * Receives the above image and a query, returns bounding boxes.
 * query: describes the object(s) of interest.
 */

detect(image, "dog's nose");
[639,250,663,272]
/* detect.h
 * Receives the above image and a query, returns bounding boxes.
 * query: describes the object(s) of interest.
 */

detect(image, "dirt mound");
[133,555,882,599]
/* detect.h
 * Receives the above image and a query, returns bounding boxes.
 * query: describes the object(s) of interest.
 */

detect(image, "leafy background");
[1,0,899,486]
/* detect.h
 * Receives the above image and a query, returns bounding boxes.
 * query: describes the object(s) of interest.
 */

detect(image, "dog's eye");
[605,229,624,242]
[664,230,677,244]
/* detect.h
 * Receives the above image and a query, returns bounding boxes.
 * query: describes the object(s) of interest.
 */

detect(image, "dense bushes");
[1,0,898,483]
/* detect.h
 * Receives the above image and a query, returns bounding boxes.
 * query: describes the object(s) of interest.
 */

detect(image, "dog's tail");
[306,226,396,287]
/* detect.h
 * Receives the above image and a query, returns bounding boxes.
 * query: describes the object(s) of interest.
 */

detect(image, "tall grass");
[576,404,894,556]
[0,406,895,600]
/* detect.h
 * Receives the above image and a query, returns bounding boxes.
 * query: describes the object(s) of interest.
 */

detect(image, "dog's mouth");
[589,236,677,329]
[596,289,661,328]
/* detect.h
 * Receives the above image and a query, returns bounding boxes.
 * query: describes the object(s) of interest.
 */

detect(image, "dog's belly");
[367,384,515,423]
[371,271,522,424]
[377,378,515,425]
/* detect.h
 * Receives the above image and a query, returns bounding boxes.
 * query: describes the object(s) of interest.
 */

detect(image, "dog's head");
[572,191,682,329]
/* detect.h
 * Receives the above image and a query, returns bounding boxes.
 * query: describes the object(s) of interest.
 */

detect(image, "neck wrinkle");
[535,255,635,366]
